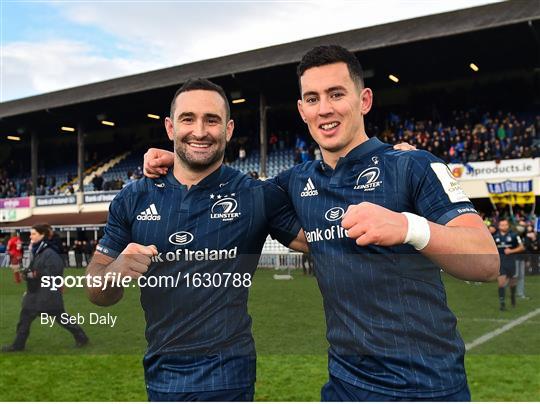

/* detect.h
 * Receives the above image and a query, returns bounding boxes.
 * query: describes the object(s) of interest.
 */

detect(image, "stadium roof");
[1,0,539,119]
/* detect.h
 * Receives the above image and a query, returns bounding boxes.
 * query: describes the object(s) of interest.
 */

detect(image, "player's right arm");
[86,189,156,306]
[86,243,157,306]
[504,235,525,255]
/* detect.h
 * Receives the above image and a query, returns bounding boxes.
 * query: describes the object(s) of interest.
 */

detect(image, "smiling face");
[165,89,234,172]
[297,62,372,167]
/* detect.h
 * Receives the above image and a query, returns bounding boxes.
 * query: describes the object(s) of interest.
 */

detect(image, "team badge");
[210,193,241,222]
[354,166,382,191]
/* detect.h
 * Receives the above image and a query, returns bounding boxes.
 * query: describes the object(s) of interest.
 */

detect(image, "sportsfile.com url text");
[40,272,252,291]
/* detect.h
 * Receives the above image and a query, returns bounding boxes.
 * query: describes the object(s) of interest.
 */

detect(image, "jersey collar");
[164,165,230,189]
[340,137,387,162]
[318,137,388,173]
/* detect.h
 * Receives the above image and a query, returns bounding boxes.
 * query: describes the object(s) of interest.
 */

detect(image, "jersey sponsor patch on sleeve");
[430,162,470,203]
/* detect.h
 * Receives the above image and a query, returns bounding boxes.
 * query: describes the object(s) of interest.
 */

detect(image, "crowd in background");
[0,169,21,198]
[379,111,540,164]
[1,110,539,199]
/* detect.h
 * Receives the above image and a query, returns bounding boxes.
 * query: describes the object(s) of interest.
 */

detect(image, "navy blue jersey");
[272,137,477,398]
[98,165,300,392]
[493,231,522,254]
[493,230,522,270]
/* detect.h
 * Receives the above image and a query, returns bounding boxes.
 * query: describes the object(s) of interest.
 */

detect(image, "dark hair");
[32,223,52,237]
[169,78,230,120]
[296,45,364,91]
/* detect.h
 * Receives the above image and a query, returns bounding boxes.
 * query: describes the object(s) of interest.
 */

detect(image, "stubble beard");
[174,135,226,172]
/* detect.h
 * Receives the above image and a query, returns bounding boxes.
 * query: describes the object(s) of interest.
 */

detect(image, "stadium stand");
[2,110,538,198]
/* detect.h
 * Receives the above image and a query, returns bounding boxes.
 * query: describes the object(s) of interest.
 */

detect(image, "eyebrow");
[177,112,223,122]
[302,86,347,99]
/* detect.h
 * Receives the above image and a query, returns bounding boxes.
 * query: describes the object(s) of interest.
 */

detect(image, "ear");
[359,88,373,115]
[297,100,306,123]
[226,119,234,142]
[165,117,175,141]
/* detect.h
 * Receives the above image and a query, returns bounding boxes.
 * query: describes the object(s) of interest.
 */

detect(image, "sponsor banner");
[0,197,31,209]
[57,226,103,231]
[487,180,535,206]
[0,209,17,221]
[83,191,119,204]
[487,180,533,194]
[36,195,77,206]
[448,158,539,181]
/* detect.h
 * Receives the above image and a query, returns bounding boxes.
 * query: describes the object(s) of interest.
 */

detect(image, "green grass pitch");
[0,268,539,401]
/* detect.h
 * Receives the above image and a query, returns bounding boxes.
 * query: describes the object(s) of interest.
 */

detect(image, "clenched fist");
[143,148,174,178]
[341,202,408,247]
[108,243,158,279]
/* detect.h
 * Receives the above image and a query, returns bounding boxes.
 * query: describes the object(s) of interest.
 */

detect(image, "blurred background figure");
[2,224,89,352]
[7,232,23,283]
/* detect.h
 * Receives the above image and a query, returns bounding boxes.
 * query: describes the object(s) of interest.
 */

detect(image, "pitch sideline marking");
[460,317,540,324]
[465,307,540,351]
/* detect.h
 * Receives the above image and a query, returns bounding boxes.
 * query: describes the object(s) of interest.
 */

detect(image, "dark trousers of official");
[75,253,83,268]
[12,308,87,350]
[321,375,471,402]
[147,385,254,402]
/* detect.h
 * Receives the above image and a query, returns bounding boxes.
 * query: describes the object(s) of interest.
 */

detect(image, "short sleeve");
[406,151,477,225]
[267,167,294,196]
[97,193,132,258]
[262,180,301,247]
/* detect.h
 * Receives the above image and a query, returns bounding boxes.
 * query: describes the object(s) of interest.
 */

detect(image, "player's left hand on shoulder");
[341,202,408,246]
[143,148,172,178]
[393,142,416,151]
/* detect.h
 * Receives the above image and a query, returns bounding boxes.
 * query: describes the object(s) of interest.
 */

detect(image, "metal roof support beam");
[31,132,38,196]
[77,124,85,196]
[259,93,268,178]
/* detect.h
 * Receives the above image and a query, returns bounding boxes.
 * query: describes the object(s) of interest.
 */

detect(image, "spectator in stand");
[126,170,136,186]
[92,174,104,191]
[269,132,278,152]
[300,147,310,163]
[295,134,307,151]
[278,131,286,150]
[294,148,302,164]
[497,123,506,141]
[239,146,247,161]
[381,110,538,164]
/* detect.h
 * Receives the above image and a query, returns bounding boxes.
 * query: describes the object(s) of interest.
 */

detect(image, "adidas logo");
[136,204,161,221]
[300,178,319,197]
